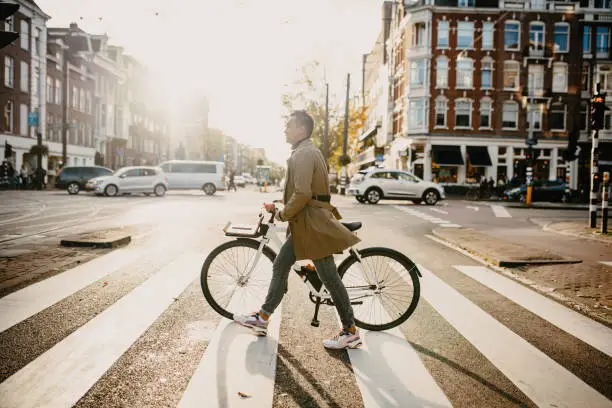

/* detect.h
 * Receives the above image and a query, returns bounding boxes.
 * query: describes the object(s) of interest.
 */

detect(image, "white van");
[158,160,225,195]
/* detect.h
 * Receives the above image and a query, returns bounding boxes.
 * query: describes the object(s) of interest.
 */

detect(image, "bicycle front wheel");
[339,247,420,331]
[201,239,276,320]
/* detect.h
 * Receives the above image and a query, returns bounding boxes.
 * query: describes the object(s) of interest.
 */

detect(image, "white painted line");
[491,204,512,218]
[430,208,449,215]
[599,261,612,267]
[439,223,462,228]
[0,246,146,333]
[179,308,281,408]
[418,264,612,408]
[453,265,612,357]
[0,253,203,408]
[466,206,480,212]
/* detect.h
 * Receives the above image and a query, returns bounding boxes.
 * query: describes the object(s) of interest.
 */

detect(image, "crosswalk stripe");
[417,264,611,408]
[0,252,203,408]
[599,261,612,267]
[0,246,147,333]
[179,306,282,408]
[453,265,612,358]
[490,205,512,218]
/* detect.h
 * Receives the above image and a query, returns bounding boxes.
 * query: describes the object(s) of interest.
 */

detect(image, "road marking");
[394,206,460,227]
[453,265,612,358]
[417,264,611,408]
[0,253,203,408]
[429,208,449,215]
[599,261,612,267]
[179,308,282,408]
[0,247,147,333]
[439,223,462,228]
[466,205,480,211]
[490,204,512,218]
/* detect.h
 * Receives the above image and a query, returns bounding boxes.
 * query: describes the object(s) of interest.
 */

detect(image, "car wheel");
[423,189,440,205]
[365,188,382,204]
[67,182,80,195]
[154,184,166,197]
[203,183,216,196]
[104,184,118,197]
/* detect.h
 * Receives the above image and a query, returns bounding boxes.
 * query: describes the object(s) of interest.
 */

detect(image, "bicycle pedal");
[311,319,320,327]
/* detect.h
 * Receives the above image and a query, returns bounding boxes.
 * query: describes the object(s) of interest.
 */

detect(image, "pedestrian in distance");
[228,171,237,192]
[233,110,363,350]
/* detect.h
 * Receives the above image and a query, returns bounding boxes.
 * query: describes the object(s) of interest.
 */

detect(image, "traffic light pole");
[525,94,534,207]
[589,126,599,228]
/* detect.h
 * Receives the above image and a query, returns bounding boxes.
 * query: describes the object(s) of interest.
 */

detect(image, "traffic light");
[4,141,13,158]
[0,1,19,50]
[525,147,533,167]
[591,94,607,131]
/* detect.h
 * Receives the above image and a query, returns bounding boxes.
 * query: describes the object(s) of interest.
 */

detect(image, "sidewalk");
[532,218,612,244]
[432,226,612,327]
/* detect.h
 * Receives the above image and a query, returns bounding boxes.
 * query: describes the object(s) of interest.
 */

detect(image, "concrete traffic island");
[60,229,131,249]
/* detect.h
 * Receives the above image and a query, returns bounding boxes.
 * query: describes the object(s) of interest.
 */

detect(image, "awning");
[466,146,492,166]
[432,145,464,166]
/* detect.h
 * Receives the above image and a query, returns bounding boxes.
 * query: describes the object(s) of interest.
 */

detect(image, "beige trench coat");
[279,139,360,261]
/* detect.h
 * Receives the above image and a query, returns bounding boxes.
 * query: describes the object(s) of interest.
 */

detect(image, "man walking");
[233,110,362,350]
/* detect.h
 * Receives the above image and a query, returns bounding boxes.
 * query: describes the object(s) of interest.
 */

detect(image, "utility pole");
[61,47,68,166]
[361,54,367,107]
[525,91,535,207]
[589,85,606,228]
[323,82,329,169]
[340,73,350,195]
[36,35,44,190]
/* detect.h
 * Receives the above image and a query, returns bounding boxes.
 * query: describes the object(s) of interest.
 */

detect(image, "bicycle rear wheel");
[201,239,276,320]
[338,247,420,331]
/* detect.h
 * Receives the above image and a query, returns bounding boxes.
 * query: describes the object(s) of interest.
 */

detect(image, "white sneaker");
[323,329,362,350]
[233,312,269,336]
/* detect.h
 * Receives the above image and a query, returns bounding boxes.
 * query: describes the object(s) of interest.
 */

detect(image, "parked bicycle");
[200,206,422,331]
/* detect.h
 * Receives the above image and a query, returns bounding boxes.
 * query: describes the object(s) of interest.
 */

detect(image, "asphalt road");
[0,188,610,408]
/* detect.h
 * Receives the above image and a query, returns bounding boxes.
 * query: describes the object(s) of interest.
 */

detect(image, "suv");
[55,166,113,195]
[348,169,446,205]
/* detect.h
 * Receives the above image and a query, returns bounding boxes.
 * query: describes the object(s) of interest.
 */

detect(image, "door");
[118,169,142,192]
[159,163,176,189]
[140,168,158,191]
[397,172,420,197]
[375,171,403,196]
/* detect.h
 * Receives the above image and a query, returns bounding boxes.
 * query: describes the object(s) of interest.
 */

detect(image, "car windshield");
[113,168,127,177]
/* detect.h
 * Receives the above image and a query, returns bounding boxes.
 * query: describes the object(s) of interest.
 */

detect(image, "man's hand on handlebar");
[264,203,276,213]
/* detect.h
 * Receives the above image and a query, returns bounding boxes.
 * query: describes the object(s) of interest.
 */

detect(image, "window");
[101,104,107,128]
[554,24,569,53]
[580,102,588,130]
[531,0,546,9]
[527,104,543,130]
[413,23,426,48]
[596,27,610,56]
[437,21,449,48]
[20,61,28,93]
[584,26,592,54]
[34,28,41,56]
[20,103,27,136]
[456,58,474,89]
[481,58,493,89]
[459,0,475,6]
[529,22,545,54]
[435,97,447,127]
[55,79,61,104]
[4,56,14,88]
[46,76,53,103]
[410,60,426,87]
[72,86,78,108]
[595,0,612,8]
[4,16,13,31]
[482,22,494,50]
[503,61,520,90]
[505,22,520,50]
[582,64,590,92]
[552,63,568,93]
[3,101,13,132]
[528,65,544,96]
[436,56,448,88]
[79,89,85,112]
[549,104,566,131]
[455,99,472,128]
[457,22,474,49]
[409,99,426,129]
[20,20,29,50]
[480,99,492,128]
[502,102,518,129]
[86,91,92,114]
[596,65,611,91]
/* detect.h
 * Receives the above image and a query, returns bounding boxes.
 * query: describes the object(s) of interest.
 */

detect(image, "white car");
[234,175,246,187]
[158,160,225,195]
[87,166,168,197]
[347,169,445,205]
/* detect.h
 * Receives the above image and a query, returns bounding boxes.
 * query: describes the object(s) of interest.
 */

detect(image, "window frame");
[19,61,28,93]
[435,97,448,129]
[454,98,472,129]
[503,60,520,91]
[408,99,426,130]
[505,21,521,51]
[528,64,545,96]
[19,103,28,136]
[457,21,475,49]
[549,104,566,132]
[529,22,546,55]
[410,59,427,88]
[554,23,570,53]
[502,101,519,130]
[456,57,474,89]
[552,62,569,93]
[482,22,494,50]
[436,56,448,89]
[20,19,29,51]
[479,98,493,129]
[4,56,14,88]
[481,57,494,90]
[596,27,610,57]
[4,100,14,132]
[527,104,543,131]
[584,26,592,54]
[437,20,449,48]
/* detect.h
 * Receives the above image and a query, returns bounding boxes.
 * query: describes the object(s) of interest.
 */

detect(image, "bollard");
[602,172,610,234]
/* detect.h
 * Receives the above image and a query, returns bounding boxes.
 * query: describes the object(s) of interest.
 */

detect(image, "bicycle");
[200,206,422,331]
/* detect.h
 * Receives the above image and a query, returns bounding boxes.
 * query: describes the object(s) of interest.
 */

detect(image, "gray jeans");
[260,236,356,329]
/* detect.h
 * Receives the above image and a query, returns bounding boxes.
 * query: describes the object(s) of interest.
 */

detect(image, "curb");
[60,234,131,249]
[430,228,581,267]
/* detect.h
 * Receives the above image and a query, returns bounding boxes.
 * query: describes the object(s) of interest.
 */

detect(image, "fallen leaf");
[103,282,108,287]
[238,392,251,398]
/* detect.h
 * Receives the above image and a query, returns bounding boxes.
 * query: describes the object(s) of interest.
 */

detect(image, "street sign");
[28,112,38,127]
[376,154,384,162]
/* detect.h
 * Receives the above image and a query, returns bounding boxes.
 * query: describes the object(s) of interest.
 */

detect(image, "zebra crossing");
[1,241,611,408]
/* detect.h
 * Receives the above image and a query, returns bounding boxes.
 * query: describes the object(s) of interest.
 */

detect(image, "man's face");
[284,117,305,145]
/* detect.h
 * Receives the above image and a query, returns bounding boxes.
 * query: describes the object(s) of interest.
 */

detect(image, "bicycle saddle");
[342,222,362,232]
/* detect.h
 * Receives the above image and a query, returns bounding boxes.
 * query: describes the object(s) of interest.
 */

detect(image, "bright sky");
[37,0,383,163]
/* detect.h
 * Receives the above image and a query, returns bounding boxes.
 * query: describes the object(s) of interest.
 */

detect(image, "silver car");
[87,166,168,197]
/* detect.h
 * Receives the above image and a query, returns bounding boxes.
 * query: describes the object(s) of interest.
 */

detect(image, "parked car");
[347,169,446,205]
[234,175,246,187]
[86,166,168,197]
[55,166,113,195]
[503,180,568,202]
[158,160,225,195]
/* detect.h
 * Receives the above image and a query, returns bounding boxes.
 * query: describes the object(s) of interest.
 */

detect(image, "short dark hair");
[291,110,314,138]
